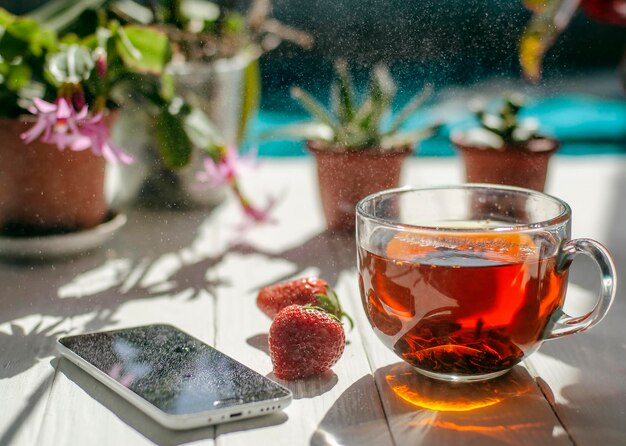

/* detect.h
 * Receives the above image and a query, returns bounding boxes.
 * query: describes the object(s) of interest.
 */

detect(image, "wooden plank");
[16,209,221,445]
[203,160,394,446]
[349,157,578,445]
[0,315,65,446]
[1,156,625,446]
[525,156,626,446]
[345,269,573,446]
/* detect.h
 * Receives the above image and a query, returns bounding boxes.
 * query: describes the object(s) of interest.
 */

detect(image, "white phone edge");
[56,340,292,430]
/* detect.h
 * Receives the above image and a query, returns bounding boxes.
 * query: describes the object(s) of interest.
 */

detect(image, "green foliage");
[115,25,171,74]
[28,0,107,33]
[469,93,541,148]
[0,8,58,116]
[156,108,193,169]
[276,60,437,151]
[0,4,172,119]
[46,44,94,84]
[2,0,290,169]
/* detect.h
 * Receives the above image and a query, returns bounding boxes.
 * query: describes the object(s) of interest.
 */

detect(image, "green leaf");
[315,287,354,330]
[7,63,32,90]
[116,25,171,74]
[46,44,94,84]
[30,28,58,55]
[183,107,224,151]
[29,0,106,32]
[370,64,396,107]
[160,72,175,101]
[291,86,338,133]
[0,28,29,61]
[358,64,395,138]
[0,8,15,27]
[380,126,439,150]
[260,122,334,142]
[111,0,154,25]
[238,56,260,143]
[156,109,193,169]
[0,17,41,60]
[223,12,245,34]
[334,59,355,124]
[385,83,433,136]
[6,18,39,41]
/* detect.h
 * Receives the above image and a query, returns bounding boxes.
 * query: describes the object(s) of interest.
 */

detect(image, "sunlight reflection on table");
[376,363,571,445]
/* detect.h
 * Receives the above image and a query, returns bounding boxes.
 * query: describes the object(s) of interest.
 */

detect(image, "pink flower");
[197,144,276,228]
[69,113,134,164]
[196,145,257,187]
[234,195,278,233]
[242,196,277,225]
[21,97,85,147]
[21,97,133,164]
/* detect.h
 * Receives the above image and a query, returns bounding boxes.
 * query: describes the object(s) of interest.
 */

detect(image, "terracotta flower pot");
[0,118,107,235]
[308,141,411,232]
[452,135,559,192]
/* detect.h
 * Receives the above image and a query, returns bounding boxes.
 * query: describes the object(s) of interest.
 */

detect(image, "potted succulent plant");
[273,60,437,232]
[451,94,559,191]
[0,7,169,238]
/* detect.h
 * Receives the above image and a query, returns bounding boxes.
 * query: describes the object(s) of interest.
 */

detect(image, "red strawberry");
[257,277,329,319]
[269,305,346,380]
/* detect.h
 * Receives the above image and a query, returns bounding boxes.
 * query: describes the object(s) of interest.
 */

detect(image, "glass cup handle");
[548,238,617,339]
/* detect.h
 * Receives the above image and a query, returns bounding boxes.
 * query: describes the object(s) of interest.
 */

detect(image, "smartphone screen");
[58,325,290,417]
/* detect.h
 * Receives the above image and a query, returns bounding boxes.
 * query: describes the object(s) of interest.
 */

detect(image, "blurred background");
[4,0,625,156]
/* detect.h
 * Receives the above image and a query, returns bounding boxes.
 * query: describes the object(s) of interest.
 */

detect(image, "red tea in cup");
[357,185,616,382]
[359,229,567,378]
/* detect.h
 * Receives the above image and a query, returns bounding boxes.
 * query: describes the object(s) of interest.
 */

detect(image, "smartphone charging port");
[230,412,243,418]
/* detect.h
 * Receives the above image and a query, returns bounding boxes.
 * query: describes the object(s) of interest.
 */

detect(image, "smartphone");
[57,324,292,430]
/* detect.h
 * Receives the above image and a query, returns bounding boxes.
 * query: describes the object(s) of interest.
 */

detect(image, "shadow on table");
[537,376,626,444]
[55,357,287,446]
[0,208,228,380]
[311,374,393,446]
[232,229,357,290]
[269,370,338,400]
[247,333,339,399]
[1,214,357,383]
[0,372,55,446]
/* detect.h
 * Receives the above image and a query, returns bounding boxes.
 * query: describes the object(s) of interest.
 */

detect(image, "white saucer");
[0,212,127,261]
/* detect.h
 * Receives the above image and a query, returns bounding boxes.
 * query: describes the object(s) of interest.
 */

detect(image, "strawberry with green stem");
[262,277,354,380]
[257,277,353,328]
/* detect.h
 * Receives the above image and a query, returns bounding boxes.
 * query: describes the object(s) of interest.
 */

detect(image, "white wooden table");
[1,156,625,446]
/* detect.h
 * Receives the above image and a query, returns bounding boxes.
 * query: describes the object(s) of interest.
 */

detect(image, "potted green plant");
[272,60,437,232]
[35,0,311,208]
[451,94,559,191]
[26,0,296,225]
[0,7,170,237]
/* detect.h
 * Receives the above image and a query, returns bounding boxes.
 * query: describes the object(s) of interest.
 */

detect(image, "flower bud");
[94,48,107,79]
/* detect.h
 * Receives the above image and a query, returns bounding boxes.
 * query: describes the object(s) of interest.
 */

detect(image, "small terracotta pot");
[452,135,559,192]
[308,141,411,232]
[0,118,107,234]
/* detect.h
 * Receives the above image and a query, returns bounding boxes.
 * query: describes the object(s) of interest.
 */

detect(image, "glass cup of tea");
[356,184,617,382]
